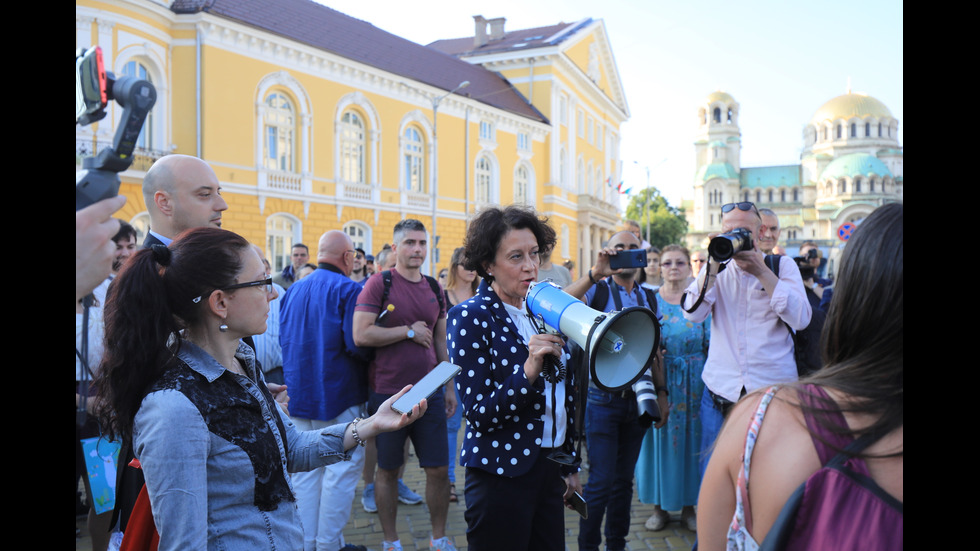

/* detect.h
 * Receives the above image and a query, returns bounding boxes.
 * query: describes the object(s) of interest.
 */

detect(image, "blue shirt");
[253,281,286,372]
[279,263,368,421]
[133,340,354,550]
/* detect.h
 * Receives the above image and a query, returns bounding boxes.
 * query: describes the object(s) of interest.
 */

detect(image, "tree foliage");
[623,187,688,249]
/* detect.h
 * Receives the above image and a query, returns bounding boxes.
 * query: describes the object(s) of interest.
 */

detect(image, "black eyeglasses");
[720,202,757,214]
[192,278,273,303]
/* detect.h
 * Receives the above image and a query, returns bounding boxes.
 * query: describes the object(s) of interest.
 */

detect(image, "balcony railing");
[76,139,167,171]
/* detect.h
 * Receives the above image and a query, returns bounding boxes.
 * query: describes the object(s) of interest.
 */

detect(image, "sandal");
[449,484,458,503]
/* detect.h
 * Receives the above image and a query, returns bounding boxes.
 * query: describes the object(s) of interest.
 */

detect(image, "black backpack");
[765,255,825,377]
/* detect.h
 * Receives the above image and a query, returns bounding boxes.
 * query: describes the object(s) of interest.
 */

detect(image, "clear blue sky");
[317,0,904,207]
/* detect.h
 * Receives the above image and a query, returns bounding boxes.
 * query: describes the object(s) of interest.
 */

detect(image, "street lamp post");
[431,80,470,276]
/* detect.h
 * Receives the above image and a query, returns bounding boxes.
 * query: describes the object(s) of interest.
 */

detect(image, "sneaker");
[381,540,403,551]
[397,479,423,505]
[361,483,377,513]
[429,536,458,551]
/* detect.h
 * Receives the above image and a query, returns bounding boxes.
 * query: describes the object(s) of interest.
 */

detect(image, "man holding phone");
[564,230,669,551]
[352,219,456,551]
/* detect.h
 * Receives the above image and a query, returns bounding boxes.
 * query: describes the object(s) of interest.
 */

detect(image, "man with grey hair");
[758,208,781,255]
[141,154,227,247]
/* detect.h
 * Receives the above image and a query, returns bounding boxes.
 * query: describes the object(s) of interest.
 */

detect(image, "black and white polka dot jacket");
[447,280,578,478]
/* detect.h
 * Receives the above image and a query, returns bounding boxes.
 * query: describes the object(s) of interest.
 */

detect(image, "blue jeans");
[447,378,463,484]
[578,387,646,551]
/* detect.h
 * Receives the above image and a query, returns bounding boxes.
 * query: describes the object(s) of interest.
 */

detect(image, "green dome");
[696,162,738,182]
[819,153,892,181]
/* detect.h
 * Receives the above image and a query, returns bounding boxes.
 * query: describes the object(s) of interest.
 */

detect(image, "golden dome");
[706,90,736,105]
[811,93,892,125]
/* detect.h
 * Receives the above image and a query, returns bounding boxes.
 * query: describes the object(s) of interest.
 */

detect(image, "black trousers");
[463,450,567,551]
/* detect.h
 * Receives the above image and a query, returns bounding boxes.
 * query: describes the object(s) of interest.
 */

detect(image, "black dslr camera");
[708,228,753,262]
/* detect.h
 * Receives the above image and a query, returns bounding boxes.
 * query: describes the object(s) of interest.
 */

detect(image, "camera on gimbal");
[708,227,753,262]
[76,45,157,211]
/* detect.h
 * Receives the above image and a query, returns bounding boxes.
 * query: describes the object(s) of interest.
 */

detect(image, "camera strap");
[681,264,715,314]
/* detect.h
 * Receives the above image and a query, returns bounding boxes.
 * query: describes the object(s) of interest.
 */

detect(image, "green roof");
[819,153,892,181]
[739,165,801,188]
[696,162,739,182]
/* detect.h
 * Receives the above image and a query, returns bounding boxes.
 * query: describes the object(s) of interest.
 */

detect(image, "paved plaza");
[76,426,697,550]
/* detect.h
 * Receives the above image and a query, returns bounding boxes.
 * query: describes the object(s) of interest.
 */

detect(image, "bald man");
[279,230,371,551]
[142,154,228,247]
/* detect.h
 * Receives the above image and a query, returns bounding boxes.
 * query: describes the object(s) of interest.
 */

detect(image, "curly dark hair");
[462,205,557,283]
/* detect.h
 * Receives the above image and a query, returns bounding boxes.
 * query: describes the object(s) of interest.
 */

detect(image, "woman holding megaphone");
[447,205,580,551]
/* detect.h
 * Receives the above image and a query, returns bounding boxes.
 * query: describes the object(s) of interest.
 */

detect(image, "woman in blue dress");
[635,244,709,532]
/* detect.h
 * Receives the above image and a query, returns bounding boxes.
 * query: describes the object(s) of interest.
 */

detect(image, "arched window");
[727,108,734,123]
[402,126,425,192]
[756,190,762,203]
[838,178,847,194]
[865,122,871,137]
[263,92,295,172]
[577,157,586,193]
[713,107,722,123]
[854,177,862,193]
[878,123,883,137]
[780,189,786,202]
[559,146,568,188]
[869,178,876,192]
[822,127,828,141]
[836,124,842,139]
[743,190,750,202]
[266,214,301,273]
[344,221,371,252]
[122,61,153,150]
[515,164,533,204]
[475,154,493,203]
[792,188,799,202]
[340,111,366,184]
[850,123,857,138]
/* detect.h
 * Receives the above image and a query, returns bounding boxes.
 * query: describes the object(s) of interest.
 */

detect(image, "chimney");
[473,15,488,47]
[489,17,506,41]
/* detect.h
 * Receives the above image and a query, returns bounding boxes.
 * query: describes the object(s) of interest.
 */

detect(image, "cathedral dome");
[811,93,892,125]
[819,153,892,181]
[706,90,735,105]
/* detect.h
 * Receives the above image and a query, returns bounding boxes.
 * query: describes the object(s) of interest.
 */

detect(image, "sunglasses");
[720,202,757,214]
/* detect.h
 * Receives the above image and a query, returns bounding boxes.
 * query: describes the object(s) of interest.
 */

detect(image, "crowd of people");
[77,153,901,551]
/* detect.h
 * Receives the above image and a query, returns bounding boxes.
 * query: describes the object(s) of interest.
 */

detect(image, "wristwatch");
[406,327,415,340]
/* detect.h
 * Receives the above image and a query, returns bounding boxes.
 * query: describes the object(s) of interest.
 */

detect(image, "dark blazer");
[142,231,166,249]
[448,280,578,478]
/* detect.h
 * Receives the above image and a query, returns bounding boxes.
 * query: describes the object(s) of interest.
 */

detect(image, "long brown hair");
[800,202,903,456]
[446,246,479,295]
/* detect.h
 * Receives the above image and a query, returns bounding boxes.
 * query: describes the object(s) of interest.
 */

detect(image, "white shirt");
[683,255,811,402]
[503,301,567,447]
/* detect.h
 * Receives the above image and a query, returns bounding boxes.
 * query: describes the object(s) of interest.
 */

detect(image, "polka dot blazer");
[447,280,578,478]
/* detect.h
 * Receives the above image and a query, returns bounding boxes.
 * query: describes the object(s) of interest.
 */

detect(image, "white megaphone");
[525,281,660,391]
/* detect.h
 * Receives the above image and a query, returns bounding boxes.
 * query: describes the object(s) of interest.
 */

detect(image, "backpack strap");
[589,279,611,312]
[379,270,393,312]
[423,274,446,315]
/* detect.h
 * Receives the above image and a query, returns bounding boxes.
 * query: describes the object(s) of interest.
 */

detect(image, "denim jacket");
[133,340,354,550]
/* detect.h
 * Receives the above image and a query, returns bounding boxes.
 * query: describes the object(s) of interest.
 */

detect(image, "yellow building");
[76,1,628,275]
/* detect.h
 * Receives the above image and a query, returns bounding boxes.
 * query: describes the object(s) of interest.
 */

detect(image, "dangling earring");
[219,321,229,332]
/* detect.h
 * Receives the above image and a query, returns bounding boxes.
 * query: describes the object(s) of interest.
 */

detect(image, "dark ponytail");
[95,228,251,442]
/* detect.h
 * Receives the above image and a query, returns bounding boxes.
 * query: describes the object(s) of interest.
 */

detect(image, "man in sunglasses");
[279,230,373,551]
[682,202,811,476]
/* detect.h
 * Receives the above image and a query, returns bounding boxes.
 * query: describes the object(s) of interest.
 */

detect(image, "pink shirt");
[682,255,811,402]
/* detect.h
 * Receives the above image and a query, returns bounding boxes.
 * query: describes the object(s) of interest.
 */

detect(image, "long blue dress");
[635,296,710,510]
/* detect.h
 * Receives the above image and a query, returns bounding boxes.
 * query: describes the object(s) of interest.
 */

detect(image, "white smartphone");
[390,361,461,416]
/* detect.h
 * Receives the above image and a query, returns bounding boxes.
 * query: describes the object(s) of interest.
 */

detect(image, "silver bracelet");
[350,417,367,447]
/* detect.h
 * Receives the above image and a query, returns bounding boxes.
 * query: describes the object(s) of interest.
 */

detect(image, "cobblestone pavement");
[77,428,696,550]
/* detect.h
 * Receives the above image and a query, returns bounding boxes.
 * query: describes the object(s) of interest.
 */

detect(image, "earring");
[219,322,229,332]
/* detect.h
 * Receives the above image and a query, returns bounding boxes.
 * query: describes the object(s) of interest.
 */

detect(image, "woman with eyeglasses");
[635,245,710,533]
[94,227,425,549]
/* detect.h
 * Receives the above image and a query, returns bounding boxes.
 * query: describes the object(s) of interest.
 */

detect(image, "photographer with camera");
[563,230,668,551]
[682,202,811,478]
